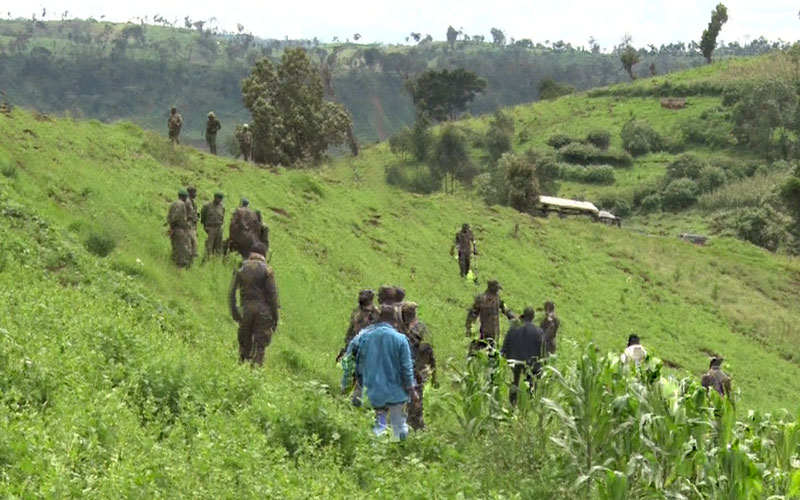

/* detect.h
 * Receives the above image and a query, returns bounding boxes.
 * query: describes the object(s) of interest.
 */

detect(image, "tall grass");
[698,170,790,210]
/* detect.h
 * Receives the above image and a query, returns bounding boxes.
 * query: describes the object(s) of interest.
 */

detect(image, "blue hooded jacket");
[341,322,415,408]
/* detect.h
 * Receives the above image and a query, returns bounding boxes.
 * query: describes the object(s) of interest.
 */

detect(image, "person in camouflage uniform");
[466,279,515,352]
[401,302,437,431]
[338,289,380,407]
[229,242,279,366]
[701,357,732,397]
[237,124,254,162]
[378,285,407,333]
[338,289,380,362]
[185,186,199,259]
[205,111,222,155]
[167,189,193,268]
[229,198,260,259]
[539,300,560,356]
[255,210,270,255]
[451,223,477,278]
[167,107,183,145]
[200,191,225,259]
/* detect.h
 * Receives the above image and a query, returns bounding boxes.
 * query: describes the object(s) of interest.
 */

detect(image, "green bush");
[697,166,728,193]
[612,199,632,217]
[666,154,706,181]
[85,232,117,258]
[711,206,789,251]
[585,129,611,150]
[640,193,663,212]
[1,163,17,179]
[385,164,442,194]
[676,108,733,149]
[561,165,615,185]
[547,133,573,150]
[486,110,515,162]
[661,178,699,210]
[620,119,664,156]
[558,143,633,167]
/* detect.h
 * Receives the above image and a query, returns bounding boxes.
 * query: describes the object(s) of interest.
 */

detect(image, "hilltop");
[2,54,800,496]
[0,18,782,145]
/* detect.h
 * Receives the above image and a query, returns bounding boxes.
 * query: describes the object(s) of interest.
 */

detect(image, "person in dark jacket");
[501,307,544,405]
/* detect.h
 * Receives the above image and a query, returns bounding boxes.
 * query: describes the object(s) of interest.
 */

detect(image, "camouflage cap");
[242,123,249,129]
[401,302,418,312]
[214,191,224,199]
[487,279,502,291]
[710,357,724,367]
[170,106,177,112]
[207,111,216,118]
[178,188,189,197]
[187,186,197,194]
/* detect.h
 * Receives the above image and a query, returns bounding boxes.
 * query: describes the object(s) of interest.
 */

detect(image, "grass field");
[2,56,800,496]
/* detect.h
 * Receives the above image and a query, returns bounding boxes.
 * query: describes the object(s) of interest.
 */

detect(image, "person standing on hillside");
[200,191,226,259]
[621,334,647,366]
[539,301,560,356]
[229,198,260,259]
[167,189,193,268]
[466,279,515,352]
[229,242,279,366]
[701,357,732,397]
[237,124,254,162]
[378,285,407,333]
[338,289,380,407]
[167,106,183,145]
[502,307,545,405]
[255,210,270,255]
[401,302,437,431]
[451,223,478,278]
[185,186,199,259]
[205,111,222,155]
[341,305,419,440]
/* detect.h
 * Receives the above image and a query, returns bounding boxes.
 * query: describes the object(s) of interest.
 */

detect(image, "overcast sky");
[15,0,800,49]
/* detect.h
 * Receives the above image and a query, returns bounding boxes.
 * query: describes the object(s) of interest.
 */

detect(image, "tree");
[241,48,352,165]
[700,3,729,63]
[732,78,797,158]
[490,28,506,46]
[619,34,640,81]
[432,124,477,194]
[501,153,540,212]
[486,110,515,162]
[538,77,575,100]
[405,68,487,122]
[446,25,458,49]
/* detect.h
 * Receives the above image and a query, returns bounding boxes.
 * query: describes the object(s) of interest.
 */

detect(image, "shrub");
[676,108,733,149]
[486,110,515,162]
[661,178,699,210]
[1,163,16,179]
[85,232,117,257]
[620,120,664,156]
[385,164,441,194]
[612,199,632,217]
[585,129,611,150]
[641,193,662,212]
[697,166,727,193]
[500,153,540,212]
[711,206,788,251]
[558,143,633,167]
[666,154,705,181]
[538,77,575,100]
[525,149,561,195]
[389,127,413,157]
[561,165,615,185]
[547,133,573,150]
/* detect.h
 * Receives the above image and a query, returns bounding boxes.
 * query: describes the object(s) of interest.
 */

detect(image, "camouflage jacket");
[168,113,183,131]
[229,254,279,321]
[200,201,225,228]
[344,304,379,347]
[455,229,475,254]
[167,200,190,230]
[466,292,512,339]
[206,117,222,135]
[539,313,560,354]
[185,198,199,227]
[701,367,732,397]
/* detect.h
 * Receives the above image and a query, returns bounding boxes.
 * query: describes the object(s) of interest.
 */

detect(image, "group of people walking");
[166,106,254,160]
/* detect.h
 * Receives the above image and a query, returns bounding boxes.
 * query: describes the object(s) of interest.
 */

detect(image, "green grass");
[2,58,800,496]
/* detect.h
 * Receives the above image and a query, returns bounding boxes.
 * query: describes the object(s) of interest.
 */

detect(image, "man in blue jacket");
[341,305,419,440]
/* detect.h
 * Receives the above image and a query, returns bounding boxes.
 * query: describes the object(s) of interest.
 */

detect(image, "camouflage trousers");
[170,228,193,268]
[204,225,224,258]
[238,303,274,366]
[407,381,424,430]
[206,132,218,155]
[458,251,471,277]
[189,226,198,258]
[169,130,180,145]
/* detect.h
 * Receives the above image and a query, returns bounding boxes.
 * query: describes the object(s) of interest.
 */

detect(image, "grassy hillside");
[2,66,800,495]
